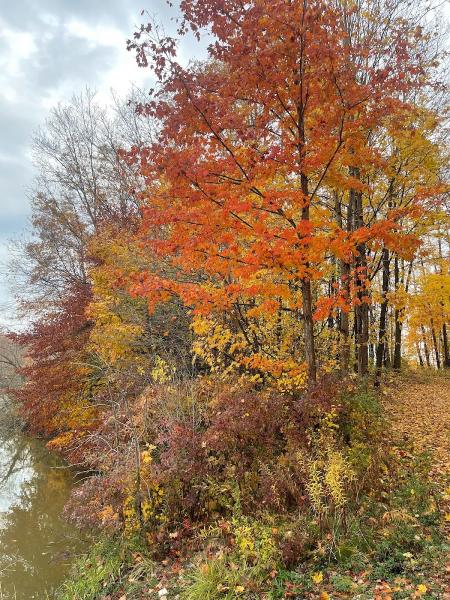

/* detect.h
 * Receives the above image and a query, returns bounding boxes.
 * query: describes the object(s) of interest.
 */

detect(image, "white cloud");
[64,18,124,47]
[0,21,37,102]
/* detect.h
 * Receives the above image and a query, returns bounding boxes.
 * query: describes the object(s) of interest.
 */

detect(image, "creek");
[0,405,85,599]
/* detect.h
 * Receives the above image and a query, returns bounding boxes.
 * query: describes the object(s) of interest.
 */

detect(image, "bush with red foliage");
[144,375,349,525]
[10,283,93,439]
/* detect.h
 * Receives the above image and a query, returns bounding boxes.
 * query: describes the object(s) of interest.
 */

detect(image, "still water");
[0,425,85,599]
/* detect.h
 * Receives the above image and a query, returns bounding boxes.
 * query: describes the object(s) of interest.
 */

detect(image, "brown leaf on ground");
[383,373,450,483]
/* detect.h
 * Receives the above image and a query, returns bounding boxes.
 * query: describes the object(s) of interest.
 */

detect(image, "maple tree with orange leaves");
[125,0,446,383]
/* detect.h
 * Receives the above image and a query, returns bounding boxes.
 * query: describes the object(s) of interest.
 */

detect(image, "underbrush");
[58,377,449,599]
[57,535,157,600]
[173,452,448,599]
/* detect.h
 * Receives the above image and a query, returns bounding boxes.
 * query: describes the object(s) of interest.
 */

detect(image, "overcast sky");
[0,0,201,328]
[0,2,448,329]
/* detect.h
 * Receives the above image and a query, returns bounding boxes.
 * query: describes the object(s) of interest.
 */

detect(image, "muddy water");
[0,425,85,599]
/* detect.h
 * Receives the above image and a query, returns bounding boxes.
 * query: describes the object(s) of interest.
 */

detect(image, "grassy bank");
[57,376,449,600]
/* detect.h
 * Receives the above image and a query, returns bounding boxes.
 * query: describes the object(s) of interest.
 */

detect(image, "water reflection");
[0,431,85,599]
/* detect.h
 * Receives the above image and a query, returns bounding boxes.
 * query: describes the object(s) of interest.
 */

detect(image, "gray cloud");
[0,0,172,324]
[0,0,206,327]
[1,0,150,30]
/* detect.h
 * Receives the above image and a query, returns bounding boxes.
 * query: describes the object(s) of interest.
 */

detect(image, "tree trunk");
[375,246,389,385]
[431,320,441,369]
[352,169,368,375]
[384,339,391,368]
[337,192,352,373]
[416,343,424,367]
[300,171,317,384]
[369,305,375,366]
[297,43,317,383]
[393,255,402,371]
[442,323,450,369]
[437,239,449,369]
[327,257,336,331]
[302,278,317,383]
[421,325,431,368]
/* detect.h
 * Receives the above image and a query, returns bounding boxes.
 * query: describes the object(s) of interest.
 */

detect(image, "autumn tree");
[10,90,149,445]
[127,0,443,385]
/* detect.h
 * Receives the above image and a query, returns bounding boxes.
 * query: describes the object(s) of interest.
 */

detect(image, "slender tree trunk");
[375,246,389,385]
[390,312,395,365]
[328,257,336,331]
[352,169,368,375]
[302,278,316,382]
[393,255,402,371]
[339,273,350,372]
[296,37,317,383]
[442,323,450,368]
[430,319,441,369]
[421,325,431,368]
[437,239,450,368]
[300,171,316,383]
[337,192,352,373]
[384,339,391,368]
[416,343,424,367]
[369,305,375,366]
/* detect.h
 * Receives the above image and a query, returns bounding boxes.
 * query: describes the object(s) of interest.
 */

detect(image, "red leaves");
[129,2,425,307]
[11,284,93,438]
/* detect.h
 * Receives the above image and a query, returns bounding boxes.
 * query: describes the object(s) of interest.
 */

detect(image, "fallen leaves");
[311,571,324,584]
[383,375,450,483]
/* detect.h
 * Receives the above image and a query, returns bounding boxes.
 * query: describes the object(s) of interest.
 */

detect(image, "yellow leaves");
[151,356,175,384]
[300,409,356,515]
[50,393,97,435]
[386,286,408,312]
[87,294,144,366]
[311,571,324,584]
[191,315,212,336]
[99,505,119,527]
[123,493,141,536]
[319,592,330,600]
[86,226,150,371]
[46,430,75,451]
[304,449,355,514]
[231,516,278,569]
[235,522,256,556]
[324,451,355,508]
[141,450,153,465]
[407,265,450,357]
[123,476,166,536]
[192,312,308,392]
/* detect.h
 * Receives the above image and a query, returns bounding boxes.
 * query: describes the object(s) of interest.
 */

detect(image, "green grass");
[180,558,247,600]
[57,535,156,600]
[57,536,123,600]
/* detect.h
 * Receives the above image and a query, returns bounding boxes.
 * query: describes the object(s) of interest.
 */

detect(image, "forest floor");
[368,370,450,600]
[383,371,450,485]
[58,371,450,600]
